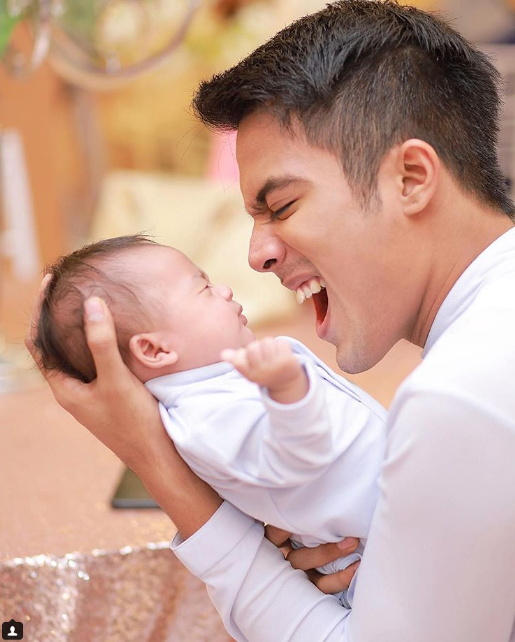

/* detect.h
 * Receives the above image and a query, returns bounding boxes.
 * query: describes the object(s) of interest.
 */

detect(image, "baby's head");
[36,235,254,383]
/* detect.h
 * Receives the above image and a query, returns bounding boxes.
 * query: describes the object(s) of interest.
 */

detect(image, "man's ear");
[129,333,179,369]
[397,139,440,216]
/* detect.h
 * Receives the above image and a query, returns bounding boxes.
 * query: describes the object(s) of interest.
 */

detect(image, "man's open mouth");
[294,277,329,328]
[313,288,328,328]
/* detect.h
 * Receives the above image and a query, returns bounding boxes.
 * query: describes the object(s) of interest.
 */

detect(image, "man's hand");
[26,283,160,472]
[26,280,222,538]
[265,525,361,595]
[222,338,308,403]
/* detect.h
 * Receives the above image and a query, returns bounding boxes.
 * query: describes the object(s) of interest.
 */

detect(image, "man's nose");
[248,226,285,273]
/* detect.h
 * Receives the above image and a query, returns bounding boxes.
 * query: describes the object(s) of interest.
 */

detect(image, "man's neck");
[409,194,514,348]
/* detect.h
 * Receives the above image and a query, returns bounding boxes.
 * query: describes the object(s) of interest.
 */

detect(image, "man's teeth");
[295,278,326,304]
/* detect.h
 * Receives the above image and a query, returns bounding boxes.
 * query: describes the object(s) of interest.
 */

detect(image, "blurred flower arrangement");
[52,0,198,73]
[0,0,200,83]
[95,0,276,175]
[0,0,279,174]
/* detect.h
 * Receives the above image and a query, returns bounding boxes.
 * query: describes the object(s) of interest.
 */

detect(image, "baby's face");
[121,245,255,370]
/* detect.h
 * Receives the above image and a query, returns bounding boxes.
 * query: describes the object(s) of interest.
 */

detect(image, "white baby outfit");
[146,337,387,603]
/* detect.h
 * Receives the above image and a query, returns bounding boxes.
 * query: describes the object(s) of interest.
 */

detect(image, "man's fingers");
[305,569,323,585]
[83,298,128,382]
[44,368,89,411]
[25,274,53,369]
[265,524,292,547]
[25,274,92,414]
[287,538,360,571]
[312,561,360,594]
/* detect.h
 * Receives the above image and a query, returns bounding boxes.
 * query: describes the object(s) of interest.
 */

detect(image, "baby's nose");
[216,284,233,301]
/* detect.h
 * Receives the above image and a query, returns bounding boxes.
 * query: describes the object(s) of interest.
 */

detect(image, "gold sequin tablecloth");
[0,384,229,642]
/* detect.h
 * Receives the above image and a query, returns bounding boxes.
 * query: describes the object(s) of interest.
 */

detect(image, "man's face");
[237,112,425,373]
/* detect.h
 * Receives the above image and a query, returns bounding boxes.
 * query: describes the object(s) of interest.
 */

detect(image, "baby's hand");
[222,338,309,403]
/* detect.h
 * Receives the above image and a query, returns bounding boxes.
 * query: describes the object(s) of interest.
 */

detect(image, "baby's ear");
[129,333,179,369]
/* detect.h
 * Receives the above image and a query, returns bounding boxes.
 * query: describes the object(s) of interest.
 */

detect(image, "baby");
[36,234,387,607]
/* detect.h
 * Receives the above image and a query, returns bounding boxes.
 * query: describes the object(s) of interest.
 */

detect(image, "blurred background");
[0,0,514,376]
[0,1,514,640]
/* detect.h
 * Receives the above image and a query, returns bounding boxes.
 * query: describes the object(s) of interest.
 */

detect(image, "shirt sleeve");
[173,389,515,642]
[172,502,352,642]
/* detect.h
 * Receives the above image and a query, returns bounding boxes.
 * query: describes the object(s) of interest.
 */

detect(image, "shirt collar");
[423,226,515,357]
[145,360,235,406]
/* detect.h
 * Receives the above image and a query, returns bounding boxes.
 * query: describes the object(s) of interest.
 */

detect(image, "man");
[28,1,515,640]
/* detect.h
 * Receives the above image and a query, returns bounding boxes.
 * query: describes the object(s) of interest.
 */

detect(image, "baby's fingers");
[259,337,277,360]
[221,348,236,362]
[245,337,281,367]
[275,338,295,359]
[245,341,266,368]
[221,347,251,374]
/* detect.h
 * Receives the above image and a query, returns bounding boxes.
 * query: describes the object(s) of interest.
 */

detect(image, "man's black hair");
[193,0,515,216]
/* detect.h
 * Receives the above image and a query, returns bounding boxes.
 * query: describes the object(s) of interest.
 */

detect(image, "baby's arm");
[221,338,309,404]
[166,337,335,489]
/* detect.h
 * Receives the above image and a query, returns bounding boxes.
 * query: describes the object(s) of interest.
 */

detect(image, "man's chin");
[335,343,376,375]
[323,322,377,373]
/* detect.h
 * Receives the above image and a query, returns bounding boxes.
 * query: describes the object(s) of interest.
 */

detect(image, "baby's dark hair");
[35,234,157,383]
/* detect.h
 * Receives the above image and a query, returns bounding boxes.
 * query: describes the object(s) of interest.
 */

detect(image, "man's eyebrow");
[249,176,308,213]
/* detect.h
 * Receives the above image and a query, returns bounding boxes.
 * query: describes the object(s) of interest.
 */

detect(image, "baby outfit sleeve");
[172,388,515,642]
[255,358,336,483]
[166,359,336,488]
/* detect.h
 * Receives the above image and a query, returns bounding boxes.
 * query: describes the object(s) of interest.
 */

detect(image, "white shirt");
[146,338,387,547]
[172,227,515,642]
